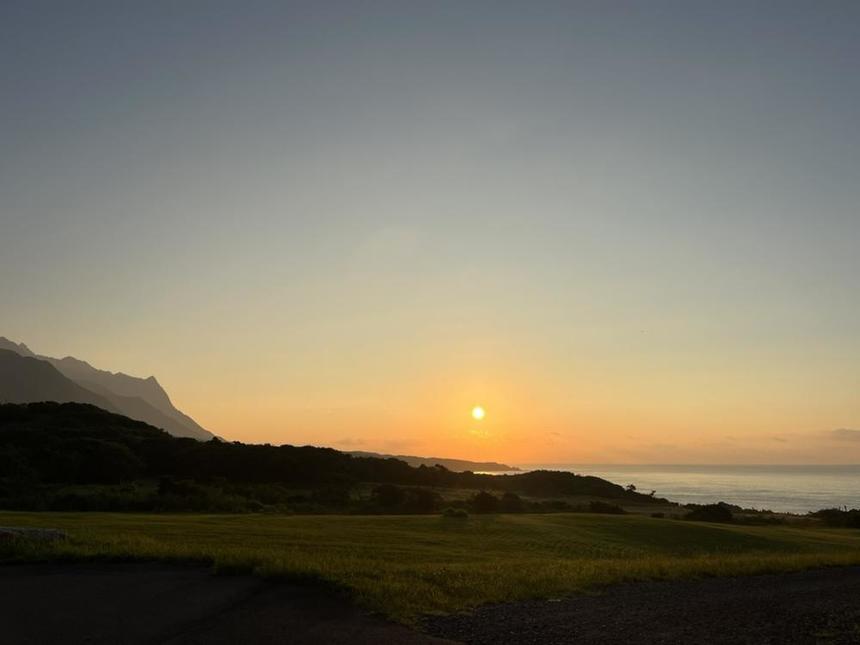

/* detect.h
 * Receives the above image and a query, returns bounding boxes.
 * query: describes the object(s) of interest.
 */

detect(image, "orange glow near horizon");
[12,324,857,466]
[6,327,860,466]
[163,352,860,467]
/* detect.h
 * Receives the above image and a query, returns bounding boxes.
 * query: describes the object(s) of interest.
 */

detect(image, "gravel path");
[0,563,453,645]
[424,566,860,644]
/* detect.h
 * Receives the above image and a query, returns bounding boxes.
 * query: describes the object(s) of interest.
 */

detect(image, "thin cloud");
[336,437,367,447]
[381,438,422,452]
[831,428,860,442]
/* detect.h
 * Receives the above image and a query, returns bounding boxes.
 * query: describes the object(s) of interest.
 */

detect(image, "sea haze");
[517,465,860,514]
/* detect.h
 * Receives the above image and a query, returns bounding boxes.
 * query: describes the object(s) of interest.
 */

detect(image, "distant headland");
[346,451,519,473]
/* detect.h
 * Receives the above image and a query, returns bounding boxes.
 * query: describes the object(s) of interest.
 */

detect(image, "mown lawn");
[2,511,860,621]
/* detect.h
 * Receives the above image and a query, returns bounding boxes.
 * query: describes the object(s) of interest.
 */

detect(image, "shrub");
[811,508,860,528]
[372,484,406,508]
[158,477,205,497]
[685,503,734,523]
[312,486,352,506]
[442,507,469,519]
[369,485,441,513]
[501,492,524,512]
[402,487,442,513]
[470,491,500,513]
[549,500,574,511]
[588,501,626,514]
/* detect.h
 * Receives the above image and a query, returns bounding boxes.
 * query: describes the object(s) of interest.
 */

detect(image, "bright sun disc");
[471,406,486,421]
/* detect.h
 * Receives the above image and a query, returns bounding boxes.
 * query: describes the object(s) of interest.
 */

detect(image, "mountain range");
[0,337,212,440]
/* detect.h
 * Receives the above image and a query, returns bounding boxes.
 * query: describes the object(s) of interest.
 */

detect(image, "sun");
[471,406,486,421]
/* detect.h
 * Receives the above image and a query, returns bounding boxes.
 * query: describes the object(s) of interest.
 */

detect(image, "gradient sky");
[2,1,859,464]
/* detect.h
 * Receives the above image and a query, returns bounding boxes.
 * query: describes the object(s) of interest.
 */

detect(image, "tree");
[471,491,499,513]
[685,503,733,523]
[501,492,524,512]
[372,484,405,508]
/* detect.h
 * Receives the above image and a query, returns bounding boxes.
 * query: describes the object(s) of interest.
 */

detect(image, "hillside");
[0,337,211,440]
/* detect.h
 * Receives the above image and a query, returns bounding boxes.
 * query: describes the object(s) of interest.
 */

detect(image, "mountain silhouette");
[0,337,212,440]
[0,338,35,358]
[0,349,116,411]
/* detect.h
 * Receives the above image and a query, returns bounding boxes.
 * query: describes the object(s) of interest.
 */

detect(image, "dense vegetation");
[684,503,736,523]
[0,402,664,512]
[4,511,860,620]
[812,508,860,528]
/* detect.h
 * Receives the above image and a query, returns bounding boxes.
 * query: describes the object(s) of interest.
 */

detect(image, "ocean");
[519,464,860,514]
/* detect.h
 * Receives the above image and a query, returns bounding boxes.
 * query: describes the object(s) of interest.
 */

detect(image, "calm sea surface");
[516,465,860,514]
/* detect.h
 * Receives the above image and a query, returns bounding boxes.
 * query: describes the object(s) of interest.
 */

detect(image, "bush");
[588,501,626,514]
[501,492,524,512]
[402,487,442,513]
[470,491,500,513]
[442,507,469,519]
[369,485,441,513]
[312,486,351,506]
[372,484,406,508]
[533,499,574,512]
[811,508,860,528]
[549,500,574,512]
[685,503,734,523]
[158,477,204,497]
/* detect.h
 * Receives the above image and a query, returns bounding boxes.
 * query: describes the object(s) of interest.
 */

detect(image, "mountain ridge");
[0,350,117,412]
[0,337,212,440]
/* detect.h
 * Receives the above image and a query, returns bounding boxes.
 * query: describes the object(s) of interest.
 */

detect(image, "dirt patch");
[0,526,67,541]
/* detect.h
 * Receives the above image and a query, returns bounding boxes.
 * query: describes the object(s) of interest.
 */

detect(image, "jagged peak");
[0,336,210,440]
[0,336,34,356]
[57,355,94,367]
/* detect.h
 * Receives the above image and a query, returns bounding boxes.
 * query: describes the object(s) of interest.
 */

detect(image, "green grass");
[2,511,860,621]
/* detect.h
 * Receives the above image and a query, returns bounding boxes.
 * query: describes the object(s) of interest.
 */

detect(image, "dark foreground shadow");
[425,566,860,645]
[0,563,454,645]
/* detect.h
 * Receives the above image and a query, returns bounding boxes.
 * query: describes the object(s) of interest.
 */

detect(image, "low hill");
[347,451,518,472]
[0,337,212,440]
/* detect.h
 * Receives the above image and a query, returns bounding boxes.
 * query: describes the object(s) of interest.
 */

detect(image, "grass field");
[2,511,860,621]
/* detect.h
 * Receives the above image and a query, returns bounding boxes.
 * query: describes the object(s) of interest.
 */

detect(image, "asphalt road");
[0,563,452,645]
[6,563,860,644]
[425,566,860,645]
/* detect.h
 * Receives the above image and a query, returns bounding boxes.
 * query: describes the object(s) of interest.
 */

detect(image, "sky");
[2,1,859,464]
